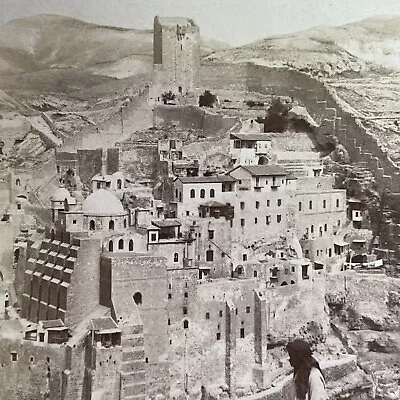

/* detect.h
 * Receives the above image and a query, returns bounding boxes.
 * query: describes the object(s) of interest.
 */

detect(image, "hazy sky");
[1,0,400,45]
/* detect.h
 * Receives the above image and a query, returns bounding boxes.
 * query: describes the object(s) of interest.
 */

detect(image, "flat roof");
[177,175,236,184]
[230,133,271,141]
[41,319,65,329]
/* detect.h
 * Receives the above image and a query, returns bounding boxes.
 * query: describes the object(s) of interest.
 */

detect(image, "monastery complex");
[0,15,391,400]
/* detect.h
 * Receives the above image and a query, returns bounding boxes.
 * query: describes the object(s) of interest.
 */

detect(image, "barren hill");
[0,14,230,78]
[206,15,400,77]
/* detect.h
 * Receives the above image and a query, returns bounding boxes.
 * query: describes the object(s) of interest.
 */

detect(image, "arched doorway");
[258,156,269,165]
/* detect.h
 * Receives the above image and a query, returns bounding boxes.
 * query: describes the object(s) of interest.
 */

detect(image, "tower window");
[118,239,124,250]
[133,292,142,305]
[109,220,114,230]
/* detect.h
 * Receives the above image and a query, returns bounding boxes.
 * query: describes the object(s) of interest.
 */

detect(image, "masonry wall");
[103,254,170,397]
[199,63,400,193]
[76,149,103,189]
[0,335,66,400]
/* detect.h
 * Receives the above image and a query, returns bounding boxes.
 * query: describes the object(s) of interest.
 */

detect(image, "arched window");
[174,252,179,262]
[89,220,95,230]
[206,249,214,262]
[175,189,178,198]
[183,320,189,329]
[109,241,114,252]
[210,189,215,198]
[109,220,114,230]
[133,292,142,305]
[190,189,195,198]
[253,270,258,278]
[310,225,314,234]
[51,229,55,240]
[129,239,133,251]
[200,189,205,199]
[117,179,122,190]
[15,179,20,186]
[118,239,124,250]
[124,219,127,228]
[281,281,288,286]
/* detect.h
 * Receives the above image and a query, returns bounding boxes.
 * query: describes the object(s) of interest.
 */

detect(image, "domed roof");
[51,187,70,202]
[82,189,125,216]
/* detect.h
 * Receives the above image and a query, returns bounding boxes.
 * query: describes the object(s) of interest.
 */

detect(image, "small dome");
[51,187,70,202]
[82,189,125,216]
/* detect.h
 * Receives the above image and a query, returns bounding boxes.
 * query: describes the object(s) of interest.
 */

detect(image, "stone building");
[153,16,200,94]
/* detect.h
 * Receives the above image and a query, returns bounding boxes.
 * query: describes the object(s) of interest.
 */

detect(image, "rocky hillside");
[0,14,229,79]
[206,16,400,77]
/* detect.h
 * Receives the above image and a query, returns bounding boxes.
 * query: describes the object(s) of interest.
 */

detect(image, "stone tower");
[153,16,200,94]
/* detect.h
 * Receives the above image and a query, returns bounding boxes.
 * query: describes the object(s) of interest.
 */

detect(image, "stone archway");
[258,156,269,165]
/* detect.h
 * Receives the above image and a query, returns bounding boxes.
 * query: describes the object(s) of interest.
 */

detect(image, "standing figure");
[286,339,327,400]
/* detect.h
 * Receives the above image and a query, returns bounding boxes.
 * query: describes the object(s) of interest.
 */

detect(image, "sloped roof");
[231,165,287,176]
[152,219,181,228]
[230,133,271,141]
[178,175,236,184]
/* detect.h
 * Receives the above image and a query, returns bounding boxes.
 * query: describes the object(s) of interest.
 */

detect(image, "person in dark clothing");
[286,339,327,400]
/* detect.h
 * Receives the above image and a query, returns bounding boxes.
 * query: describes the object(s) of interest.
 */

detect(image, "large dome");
[51,187,70,202]
[82,189,125,216]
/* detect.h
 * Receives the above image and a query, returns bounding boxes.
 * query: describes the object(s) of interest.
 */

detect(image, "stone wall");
[199,63,400,192]
[0,334,66,400]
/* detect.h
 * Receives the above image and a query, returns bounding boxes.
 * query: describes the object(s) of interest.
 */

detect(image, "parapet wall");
[199,63,400,192]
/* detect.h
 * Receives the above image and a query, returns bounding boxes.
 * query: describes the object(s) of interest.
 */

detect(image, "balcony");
[271,185,280,191]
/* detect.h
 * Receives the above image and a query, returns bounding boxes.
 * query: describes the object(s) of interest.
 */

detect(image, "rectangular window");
[219,310,223,317]
[186,211,190,216]
[246,306,251,313]
[240,202,245,210]
[72,220,77,224]
[240,328,245,338]
[242,254,247,262]
[277,199,282,206]
[168,293,172,299]
[241,218,245,227]
[208,230,214,240]
[299,202,302,212]
[168,318,171,325]
[255,201,260,209]
[206,312,210,319]
[291,266,295,273]
[151,233,157,242]
[266,215,271,224]
[309,200,313,210]
[184,292,188,298]
[266,199,270,207]
[216,332,221,340]
[183,307,188,315]
[11,352,17,362]
[254,217,258,224]
[336,199,340,207]
[277,215,282,223]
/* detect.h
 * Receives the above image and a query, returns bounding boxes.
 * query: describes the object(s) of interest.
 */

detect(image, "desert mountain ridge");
[0,14,230,78]
[206,15,400,76]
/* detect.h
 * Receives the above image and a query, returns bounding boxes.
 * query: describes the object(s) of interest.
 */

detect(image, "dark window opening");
[242,254,247,262]
[219,310,223,317]
[206,312,210,319]
[11,352,17,362]
[216,332,221,340]
[246,306,251,313]
[254,270,258,278]
[200,189,205,198]
[190,189,195,198]
[108,241,113,252]
[174,252,179,262]
[309,200,313,210]
[299,202,302,211]
[184,292,188,298]
[129,239,133,251]
[183,320,189,329]
[118,239,124,250]
[256,201,260,209]
[183,307,188,315]
[240,328,245,338]
[206,249,214,262]
[89,220,95,230]
[168,319,171,325]
[240,202,245,210]
[210,189,215,198]
[133,292,142,305]
[109,220,114,230]
[208,230,214,240]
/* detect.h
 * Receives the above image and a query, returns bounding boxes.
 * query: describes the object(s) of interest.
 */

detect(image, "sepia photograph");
[0,0,399,399]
